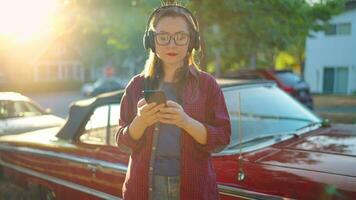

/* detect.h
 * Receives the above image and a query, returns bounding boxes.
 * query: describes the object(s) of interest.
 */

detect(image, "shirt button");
[152,146,156,150]
[154,127,159,131]
[149,167,153,171]
[149,187,153,191]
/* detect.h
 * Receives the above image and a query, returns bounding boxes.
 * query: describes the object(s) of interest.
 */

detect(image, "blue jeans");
[153,175,180,200]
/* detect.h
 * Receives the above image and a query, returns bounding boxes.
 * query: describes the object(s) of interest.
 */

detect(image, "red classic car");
[0,79,355,200]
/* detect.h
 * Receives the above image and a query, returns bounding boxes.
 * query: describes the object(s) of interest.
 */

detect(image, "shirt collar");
[188,65,199,79]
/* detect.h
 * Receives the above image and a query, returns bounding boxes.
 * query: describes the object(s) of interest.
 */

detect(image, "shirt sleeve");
[115,78,145,153]
[196,77,231,153]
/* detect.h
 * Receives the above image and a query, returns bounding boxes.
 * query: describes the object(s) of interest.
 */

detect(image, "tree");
[190,0,345,74]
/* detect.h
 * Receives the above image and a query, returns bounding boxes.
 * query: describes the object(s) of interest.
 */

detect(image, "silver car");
[0,92,65,135]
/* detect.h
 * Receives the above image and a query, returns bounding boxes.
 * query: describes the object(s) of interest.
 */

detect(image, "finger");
[159,118,176,125]
[158,113,177,120]
[147,116,160,125]
[141,102,157,112]
[166,100,180,108]
[159,107,179,114]
[146,104,165,116]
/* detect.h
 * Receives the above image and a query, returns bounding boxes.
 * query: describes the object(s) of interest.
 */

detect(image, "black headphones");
[143,5,201,53]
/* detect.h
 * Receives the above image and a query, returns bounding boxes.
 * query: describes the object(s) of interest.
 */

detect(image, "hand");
[158,100,192,129]
[136,98,165,128]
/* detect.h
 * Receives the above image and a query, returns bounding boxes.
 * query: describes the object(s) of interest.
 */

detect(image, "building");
[0,36,87,92]
[33,37,85,83]
[304,1,356,95]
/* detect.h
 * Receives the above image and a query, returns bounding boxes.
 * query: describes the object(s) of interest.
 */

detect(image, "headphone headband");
[144,5,199,34]
[143,5,201,52]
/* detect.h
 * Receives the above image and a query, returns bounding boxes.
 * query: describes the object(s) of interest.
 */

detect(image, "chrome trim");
[218,184,290,200]
[0,144,127,174]
[0,159,121,200]
[221,82,276,92]
[0,143,294,199]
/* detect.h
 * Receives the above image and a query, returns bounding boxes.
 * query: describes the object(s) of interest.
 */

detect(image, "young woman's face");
[154,16,190,67]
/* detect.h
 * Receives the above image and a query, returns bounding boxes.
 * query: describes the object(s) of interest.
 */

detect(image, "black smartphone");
[143,90,167,105]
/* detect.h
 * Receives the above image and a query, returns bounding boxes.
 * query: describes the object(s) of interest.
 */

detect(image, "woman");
[116,4,231,200]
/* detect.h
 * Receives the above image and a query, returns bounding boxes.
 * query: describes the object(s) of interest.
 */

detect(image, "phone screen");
[143,90,167,105]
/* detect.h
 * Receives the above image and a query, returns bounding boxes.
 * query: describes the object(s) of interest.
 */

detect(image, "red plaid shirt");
[116,66,231,200]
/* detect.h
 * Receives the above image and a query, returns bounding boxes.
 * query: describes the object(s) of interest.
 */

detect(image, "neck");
[162,62,183,82]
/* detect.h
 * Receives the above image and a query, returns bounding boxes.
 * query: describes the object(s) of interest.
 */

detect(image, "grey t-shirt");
[154,82,182,176]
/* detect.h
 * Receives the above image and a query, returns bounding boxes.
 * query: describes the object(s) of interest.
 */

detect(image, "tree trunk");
[249,52,257,69]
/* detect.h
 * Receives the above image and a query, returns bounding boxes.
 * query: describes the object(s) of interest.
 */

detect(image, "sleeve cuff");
[194,123,228,154]
[117,126,144,153]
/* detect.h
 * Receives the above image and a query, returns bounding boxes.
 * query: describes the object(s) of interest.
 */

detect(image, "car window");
[0,101,16,118]
[14,101,44,117]
[223,85,320,149]
[275,72,302,87]
[0,101,43,118]
[0,101,8,119]
[80,104,120,146]
[22,102,44,116]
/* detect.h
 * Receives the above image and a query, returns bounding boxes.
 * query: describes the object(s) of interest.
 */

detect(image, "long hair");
[142,6,201,100]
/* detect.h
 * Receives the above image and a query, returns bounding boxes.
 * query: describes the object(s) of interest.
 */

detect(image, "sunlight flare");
[0,0,58,42]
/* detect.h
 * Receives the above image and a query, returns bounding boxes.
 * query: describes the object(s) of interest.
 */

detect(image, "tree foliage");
[53,0,346,76]
[191,0,345,73]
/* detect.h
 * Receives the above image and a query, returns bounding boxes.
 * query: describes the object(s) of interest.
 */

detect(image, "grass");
[313,94,356,124]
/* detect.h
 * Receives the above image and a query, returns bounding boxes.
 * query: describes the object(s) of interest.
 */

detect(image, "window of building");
[325,22,351,36]
[323,67,349,94]
[325,24,337,35]
[338,23,351,35]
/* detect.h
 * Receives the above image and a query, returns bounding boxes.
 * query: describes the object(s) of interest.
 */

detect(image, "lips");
[166,53,178,56]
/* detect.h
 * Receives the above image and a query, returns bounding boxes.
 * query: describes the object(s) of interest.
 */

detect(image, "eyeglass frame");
[154,31,190,46]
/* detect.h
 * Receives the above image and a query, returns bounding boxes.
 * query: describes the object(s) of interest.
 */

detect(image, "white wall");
[305,9,356,94]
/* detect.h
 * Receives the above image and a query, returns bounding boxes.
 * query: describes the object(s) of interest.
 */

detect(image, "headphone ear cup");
[148,30,156,53]
[143,30,149,50]
[189,31,200,51]
[143,30,156,52]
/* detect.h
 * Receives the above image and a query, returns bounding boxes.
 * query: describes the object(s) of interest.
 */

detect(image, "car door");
[75,103,127,199]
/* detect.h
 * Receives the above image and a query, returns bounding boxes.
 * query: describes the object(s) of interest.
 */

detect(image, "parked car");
[81,78,125,97]
[229,69,314,109]
[0,92,65,135]
[0,79,355,200]
[80,82,95,97]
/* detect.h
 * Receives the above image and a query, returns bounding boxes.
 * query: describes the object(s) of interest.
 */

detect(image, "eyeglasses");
[155,32,190,46]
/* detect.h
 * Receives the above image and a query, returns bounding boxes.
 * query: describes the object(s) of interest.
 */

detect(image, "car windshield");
[275,71,302,87]
[224,84,320,149]
[0,100,45,119]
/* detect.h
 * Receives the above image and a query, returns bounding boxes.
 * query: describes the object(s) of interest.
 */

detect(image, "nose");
[168,37,176,47]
